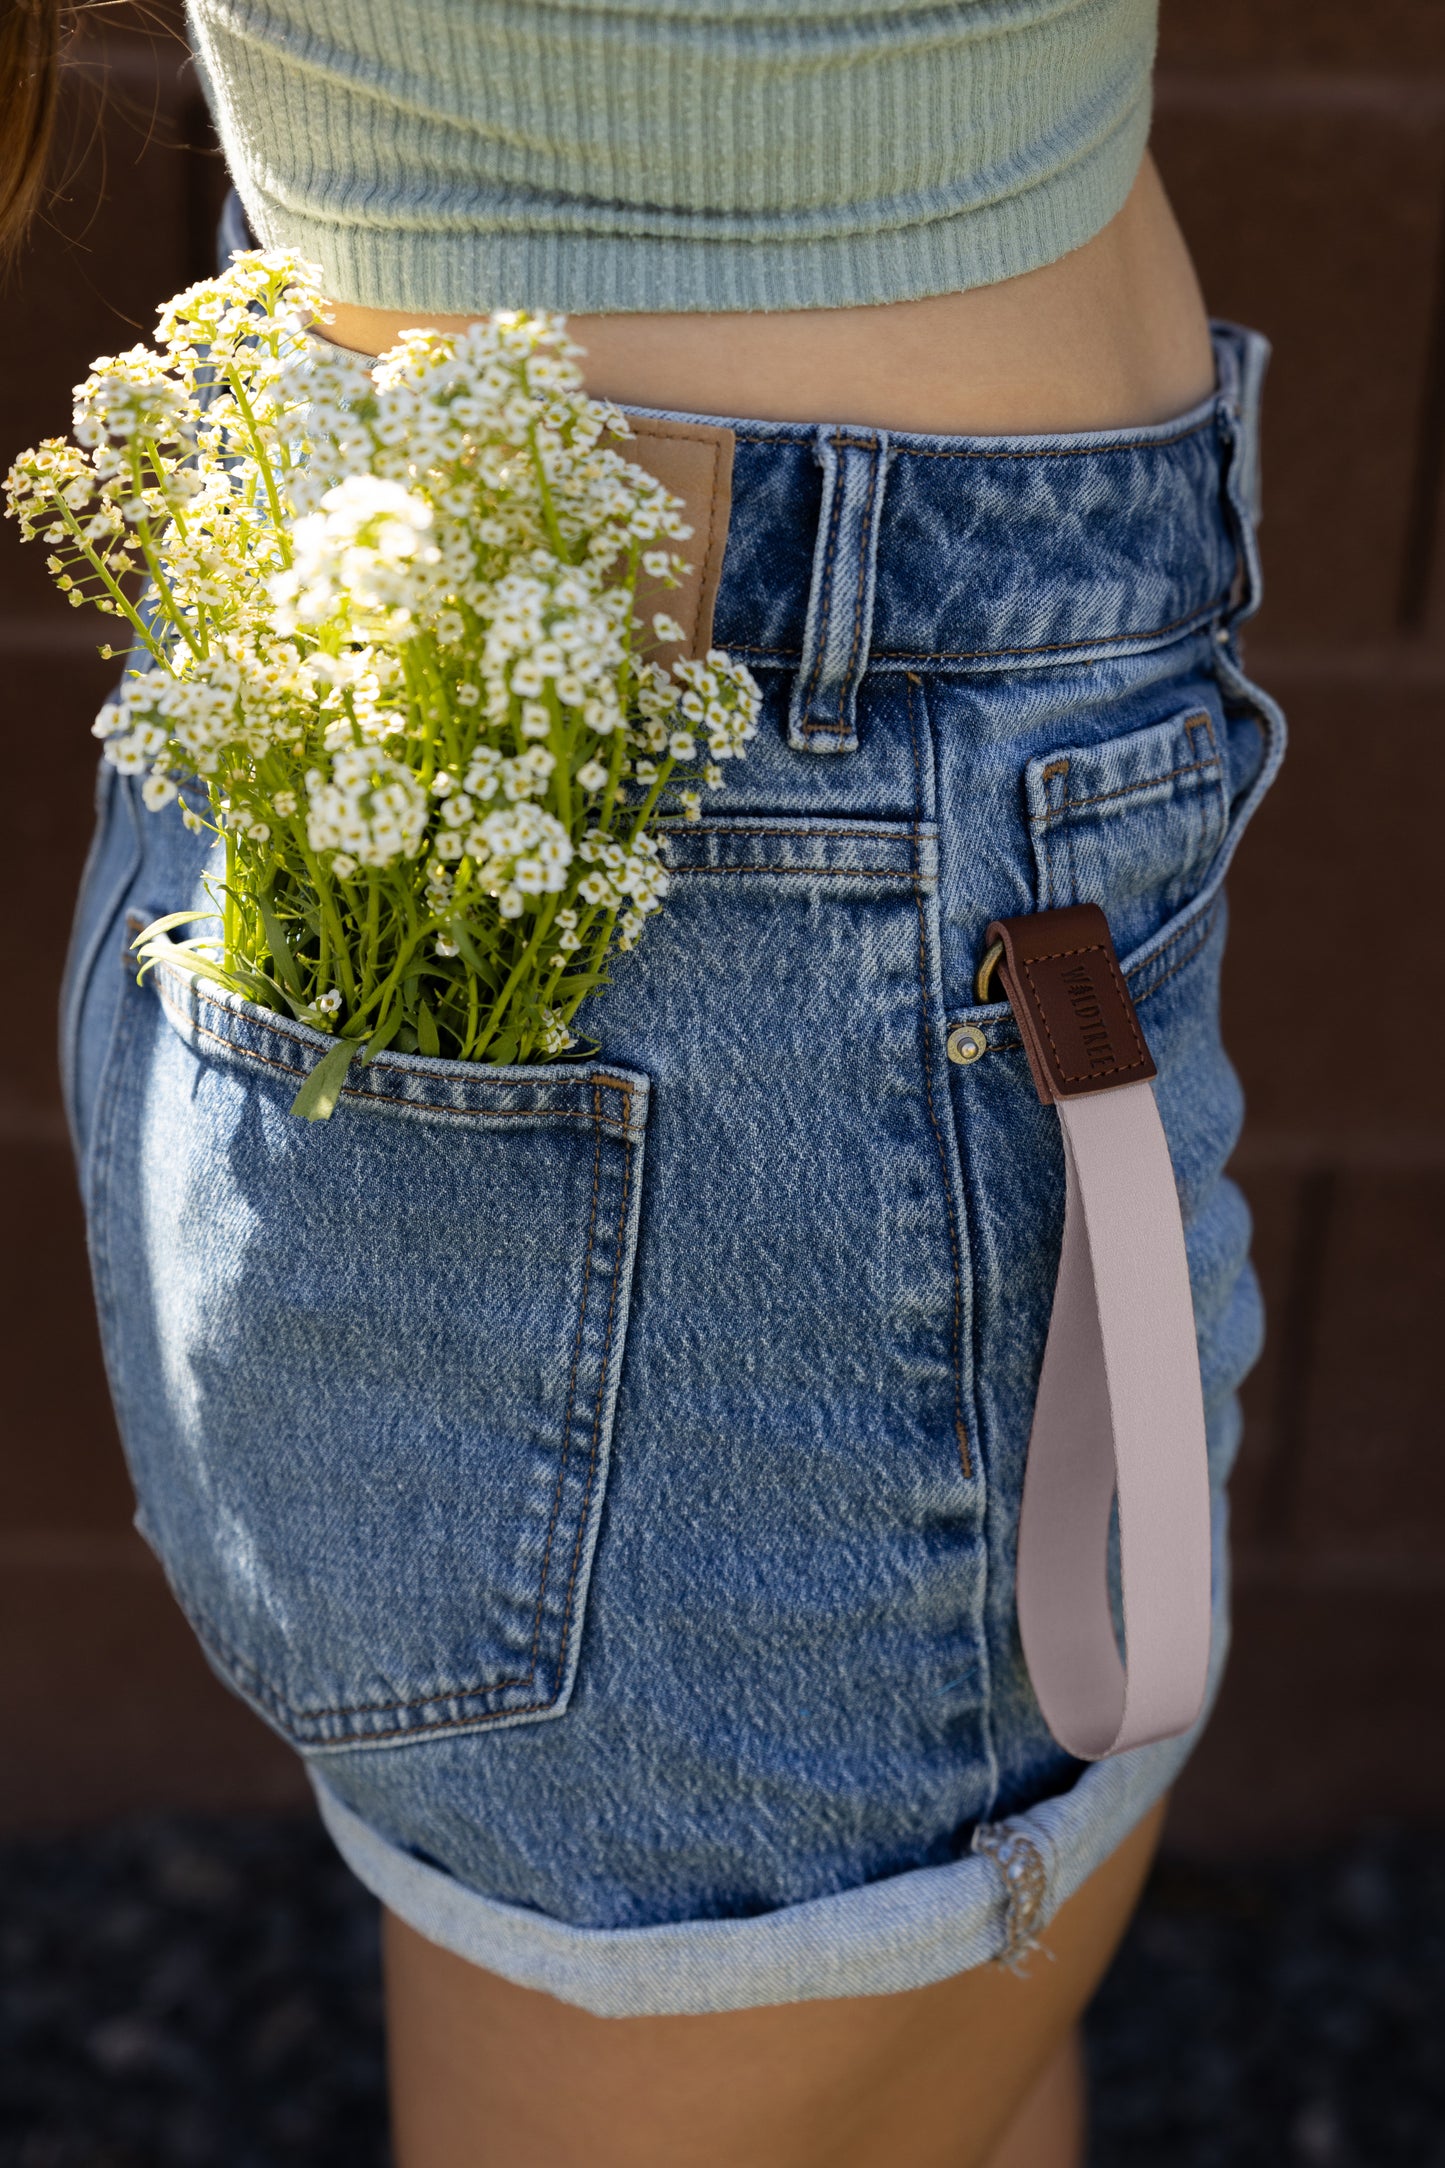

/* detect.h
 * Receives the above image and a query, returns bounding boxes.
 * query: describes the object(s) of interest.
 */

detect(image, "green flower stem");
[407,648,439,786]
[527,425,569,561]
[140,437,194,542]
[282,817,330,989]
[343,917,440,1036]
[561,906,618,1026]
[471,893,559,1059]
[597,724,630,831]
[364,872,381,983]
[549,684,572,828]
[134,530,204,660]
[127,445,206,661]
[298,843,358,1005]
[409,637,461,776]
[537,895,605,1011]
[45,496,167,665]
[222,820,239,964]
[416,643,460,772]
[222,366,290,564]
[628,754,677,835]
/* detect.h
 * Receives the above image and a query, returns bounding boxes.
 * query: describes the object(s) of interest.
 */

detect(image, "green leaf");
[289,1039,355,1122]
[447,920,501,987]
[416,1000,439,1057]
[153,944,274,1008]
[135,940,235,994]
[255,889,304,998]
[133,908,215,947]
[361,1004,402,1060]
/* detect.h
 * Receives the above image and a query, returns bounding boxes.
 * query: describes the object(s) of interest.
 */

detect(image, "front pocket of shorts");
[1026,706,1230,957]
[89,945,649,1751]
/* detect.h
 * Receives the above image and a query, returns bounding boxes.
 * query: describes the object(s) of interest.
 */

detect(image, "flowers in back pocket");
[6,250,760,1111]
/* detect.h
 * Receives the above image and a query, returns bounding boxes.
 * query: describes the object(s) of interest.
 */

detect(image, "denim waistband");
[624,321,1268,754]
[217,192,1265,743]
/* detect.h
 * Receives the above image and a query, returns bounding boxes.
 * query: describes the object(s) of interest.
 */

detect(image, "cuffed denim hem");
[311,1556,1230,2018]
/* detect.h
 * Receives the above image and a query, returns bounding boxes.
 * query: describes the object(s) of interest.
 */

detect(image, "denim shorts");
[62,322,1283,2017]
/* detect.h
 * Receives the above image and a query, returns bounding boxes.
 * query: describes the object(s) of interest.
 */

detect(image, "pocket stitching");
[552,1088,636,1694]
[906,675,973,1480]
[671,864,918,879]
[530,1092,607,1699]
[157,1102,638,1733]
[660,824,917,841]
[129,960,645,1738]
[1016,941,1151,1084]
[154,966,639,1131]
[724,595,1225,667]
[1030,710,1228,930]
[1130,900,1223,1006]
[1030,739,1223,825]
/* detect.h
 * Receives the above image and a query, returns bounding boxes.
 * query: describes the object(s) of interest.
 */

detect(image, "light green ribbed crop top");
[186,0,1158,316]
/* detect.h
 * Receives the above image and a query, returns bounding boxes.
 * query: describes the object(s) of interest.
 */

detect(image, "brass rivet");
[947,1023,987,1066]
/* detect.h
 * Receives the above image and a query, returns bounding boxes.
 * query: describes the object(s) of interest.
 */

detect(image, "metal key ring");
[975,937,1005,1005]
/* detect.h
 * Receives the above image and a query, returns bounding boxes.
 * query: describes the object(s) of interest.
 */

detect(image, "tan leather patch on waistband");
[611,414,735,663]
[984,903,1157,1104]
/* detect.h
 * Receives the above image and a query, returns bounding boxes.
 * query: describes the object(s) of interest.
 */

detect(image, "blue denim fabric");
[61,323,1284,2014]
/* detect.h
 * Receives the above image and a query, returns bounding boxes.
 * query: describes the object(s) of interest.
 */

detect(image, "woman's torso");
[322,157,1214,434]
[188,0,1210,435]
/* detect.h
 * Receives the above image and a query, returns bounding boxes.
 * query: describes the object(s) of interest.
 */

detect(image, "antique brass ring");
[975,937,1005,1006]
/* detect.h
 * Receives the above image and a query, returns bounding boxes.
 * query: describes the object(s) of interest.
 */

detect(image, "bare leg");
[983,2031,1088,2168]
[383,1796,1162,2168]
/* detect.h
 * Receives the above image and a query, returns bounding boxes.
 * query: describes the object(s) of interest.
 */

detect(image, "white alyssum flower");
[5,247,761,1083]
[271,477,440,637]
[466,805,574,908]
[306,747,428,868]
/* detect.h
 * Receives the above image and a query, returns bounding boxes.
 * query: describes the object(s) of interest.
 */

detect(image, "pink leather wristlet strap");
[986,906,1212,1761]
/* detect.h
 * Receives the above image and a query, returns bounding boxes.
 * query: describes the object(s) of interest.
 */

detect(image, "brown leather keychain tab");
[984,902,1156,1106]
[978,901,1210,1761]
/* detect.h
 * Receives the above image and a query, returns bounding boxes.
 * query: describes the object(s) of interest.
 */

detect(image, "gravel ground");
[1087,1835,1445,2167]
[1,1816,1441,2166]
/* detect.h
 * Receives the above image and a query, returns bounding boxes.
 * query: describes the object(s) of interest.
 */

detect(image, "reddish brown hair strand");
[0,0,71,258]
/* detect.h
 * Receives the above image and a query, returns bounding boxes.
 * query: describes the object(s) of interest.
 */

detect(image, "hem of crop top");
[237,87,1150,319]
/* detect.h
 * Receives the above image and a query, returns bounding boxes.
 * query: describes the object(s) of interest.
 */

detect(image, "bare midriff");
[319,156,1214,438]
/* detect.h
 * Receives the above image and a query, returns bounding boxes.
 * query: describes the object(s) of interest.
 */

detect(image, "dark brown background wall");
[2,1,1442,1846]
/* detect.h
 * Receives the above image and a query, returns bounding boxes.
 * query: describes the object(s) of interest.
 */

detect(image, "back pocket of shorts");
[91,942,648,1752]
[1026,707,1228,958]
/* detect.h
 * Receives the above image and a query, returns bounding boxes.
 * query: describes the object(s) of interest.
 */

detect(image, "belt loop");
[1215,322,1271,631]
[787,426,890,754]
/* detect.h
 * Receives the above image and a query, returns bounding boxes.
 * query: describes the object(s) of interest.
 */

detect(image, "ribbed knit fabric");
[186,0,1158,315]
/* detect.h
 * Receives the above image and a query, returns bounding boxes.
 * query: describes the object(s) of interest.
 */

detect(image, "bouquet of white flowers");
[6,252,759,1115]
